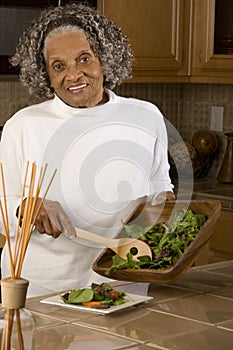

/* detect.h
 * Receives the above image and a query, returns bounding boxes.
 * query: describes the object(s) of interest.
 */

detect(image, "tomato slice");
[109,291,119,299]
[82,301,101,308]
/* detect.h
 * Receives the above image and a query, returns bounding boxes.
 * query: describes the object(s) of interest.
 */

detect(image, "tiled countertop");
[23,260,233,350]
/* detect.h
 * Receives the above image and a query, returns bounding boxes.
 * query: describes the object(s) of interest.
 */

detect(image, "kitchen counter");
[193,178,233,210]
[19,260,233,350]
[173,176,233,209]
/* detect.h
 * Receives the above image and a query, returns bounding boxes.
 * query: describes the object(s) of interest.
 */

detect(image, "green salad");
[106,209,206,276]
[60,283,128,309]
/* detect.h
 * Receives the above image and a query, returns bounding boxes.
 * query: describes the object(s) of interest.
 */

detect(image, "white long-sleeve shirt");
[0,90,173,296]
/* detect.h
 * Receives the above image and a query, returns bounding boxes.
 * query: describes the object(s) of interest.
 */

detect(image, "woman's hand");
[19,198,75,239]
[151,191,176,206]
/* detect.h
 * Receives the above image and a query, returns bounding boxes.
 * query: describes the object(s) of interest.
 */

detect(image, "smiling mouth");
[67,83,88,91]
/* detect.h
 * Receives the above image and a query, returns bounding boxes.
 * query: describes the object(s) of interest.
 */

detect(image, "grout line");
[146,307,216,327]
[144,343,170,350]
[206,293,233,301]
[217,325,233,333]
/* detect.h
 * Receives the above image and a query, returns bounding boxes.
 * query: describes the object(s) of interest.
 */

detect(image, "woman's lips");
[67,83,88,92]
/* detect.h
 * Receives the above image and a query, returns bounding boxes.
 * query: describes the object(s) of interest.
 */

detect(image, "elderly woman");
[0,3,174,296]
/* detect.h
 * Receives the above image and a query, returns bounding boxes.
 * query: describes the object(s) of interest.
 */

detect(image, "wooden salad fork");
[74,226,152,261]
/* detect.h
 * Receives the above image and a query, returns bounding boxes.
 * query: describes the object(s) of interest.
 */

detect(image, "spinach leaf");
[61,288,94,304]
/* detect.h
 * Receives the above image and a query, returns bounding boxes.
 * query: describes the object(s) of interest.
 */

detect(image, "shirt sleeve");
[149,115,174,201]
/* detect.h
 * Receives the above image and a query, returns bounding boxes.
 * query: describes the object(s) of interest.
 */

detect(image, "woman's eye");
[53,63,63,71]
[80,56,90,64]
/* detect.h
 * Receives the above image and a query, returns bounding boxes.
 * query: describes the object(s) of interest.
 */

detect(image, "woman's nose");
[65,65,84,80]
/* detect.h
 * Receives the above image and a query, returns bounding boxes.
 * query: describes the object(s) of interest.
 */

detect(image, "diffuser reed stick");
[0,161,56,350]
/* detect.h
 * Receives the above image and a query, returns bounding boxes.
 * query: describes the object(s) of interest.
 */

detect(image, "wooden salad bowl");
[92,200,221,284]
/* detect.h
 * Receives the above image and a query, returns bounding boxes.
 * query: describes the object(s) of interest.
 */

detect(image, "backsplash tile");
[225,103,233,131]
[178,101,211,144]
[0,80,43,126]
[182,83,212,101]
[0,80,232,178]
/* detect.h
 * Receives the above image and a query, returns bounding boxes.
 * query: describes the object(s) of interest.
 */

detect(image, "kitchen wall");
[116,83,233,178]
[0,79,232,177]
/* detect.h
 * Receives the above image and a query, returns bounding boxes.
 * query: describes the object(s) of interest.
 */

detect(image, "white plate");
[40,292,153,315]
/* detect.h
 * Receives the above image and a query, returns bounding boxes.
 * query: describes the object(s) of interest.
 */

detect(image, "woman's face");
[45,31,105,108]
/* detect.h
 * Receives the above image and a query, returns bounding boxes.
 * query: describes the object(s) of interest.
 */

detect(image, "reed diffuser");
[0,162,56,350]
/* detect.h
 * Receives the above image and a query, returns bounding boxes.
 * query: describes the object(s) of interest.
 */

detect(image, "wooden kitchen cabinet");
[98,0,233,84]
[191,0,233,83]
[98,0,191,82]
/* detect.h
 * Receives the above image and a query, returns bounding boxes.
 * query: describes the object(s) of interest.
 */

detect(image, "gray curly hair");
[10,3,134,98]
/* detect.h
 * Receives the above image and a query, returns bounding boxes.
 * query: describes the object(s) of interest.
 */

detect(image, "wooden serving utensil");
[74,226,152,261]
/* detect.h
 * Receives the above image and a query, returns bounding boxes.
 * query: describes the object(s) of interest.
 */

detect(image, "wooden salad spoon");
[74,226,152,261]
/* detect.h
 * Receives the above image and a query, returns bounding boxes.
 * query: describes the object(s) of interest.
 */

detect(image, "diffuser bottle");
[0,278,35,350]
